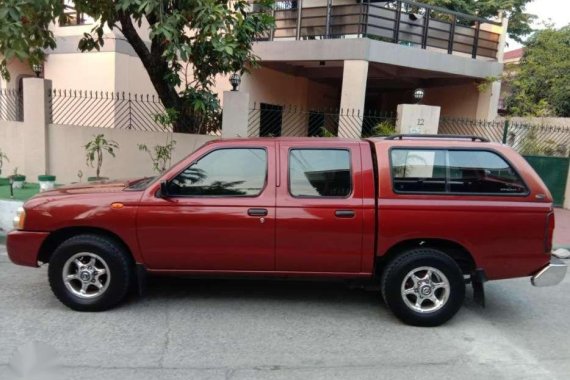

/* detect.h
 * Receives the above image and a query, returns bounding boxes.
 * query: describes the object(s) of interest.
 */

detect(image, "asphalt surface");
[0,244,569,380]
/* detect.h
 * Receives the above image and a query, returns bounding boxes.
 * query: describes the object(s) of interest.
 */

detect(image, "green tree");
[505,26,570,117]
[0,0,274,133]
[419,0,535,42]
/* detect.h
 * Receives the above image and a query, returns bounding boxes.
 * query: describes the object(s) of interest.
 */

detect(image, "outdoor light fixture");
[414,88,425,103]
[230,72,241,91]
[32,63,43,78]
[408,13,421,21]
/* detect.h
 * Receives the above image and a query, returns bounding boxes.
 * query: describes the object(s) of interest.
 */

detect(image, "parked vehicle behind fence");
[7,135,567,326]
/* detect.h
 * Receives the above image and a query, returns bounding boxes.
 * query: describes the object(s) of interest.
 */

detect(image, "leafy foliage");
[84,134,119,179]
[138,140,176,174]
[370,120,396,136]
[0,0,275,133]
[505,26,570,117]
[419,0,534,42]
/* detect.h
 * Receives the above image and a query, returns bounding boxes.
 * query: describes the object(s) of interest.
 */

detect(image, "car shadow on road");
[138,275,384,308]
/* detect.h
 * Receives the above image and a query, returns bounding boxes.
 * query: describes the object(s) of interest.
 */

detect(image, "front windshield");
[126,176,157,190]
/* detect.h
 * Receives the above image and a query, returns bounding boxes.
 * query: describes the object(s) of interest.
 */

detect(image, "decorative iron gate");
[524,156,569,207]
[440,117,570,207]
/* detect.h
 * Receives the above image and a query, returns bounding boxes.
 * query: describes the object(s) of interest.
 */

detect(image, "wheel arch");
[38,226,136,265]
[376,238,477,276]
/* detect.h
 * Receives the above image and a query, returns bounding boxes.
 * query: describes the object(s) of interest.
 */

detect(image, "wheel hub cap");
[62,253,111,299]
[419,284,432,297]
[79,271,92,282]
[401,266,450,313]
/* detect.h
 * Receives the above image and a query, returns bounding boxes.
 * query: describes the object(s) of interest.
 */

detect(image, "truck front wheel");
[47,234,133,311]
[381,248,465,327]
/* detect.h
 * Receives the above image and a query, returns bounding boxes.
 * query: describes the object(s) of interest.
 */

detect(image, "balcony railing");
[257,0,502,60]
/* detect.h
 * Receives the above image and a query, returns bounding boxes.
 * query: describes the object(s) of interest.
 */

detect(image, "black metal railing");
[440,117,570,157]
[0,88,23,122]
[59,1,92,26]
[259,0,502,59]
[49,89,171,132]
[248,104,396,138]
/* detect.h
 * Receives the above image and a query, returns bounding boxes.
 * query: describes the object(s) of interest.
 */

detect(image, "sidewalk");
[554,208,570,248]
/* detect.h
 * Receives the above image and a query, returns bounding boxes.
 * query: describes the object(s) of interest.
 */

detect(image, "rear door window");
[289,149,351,197]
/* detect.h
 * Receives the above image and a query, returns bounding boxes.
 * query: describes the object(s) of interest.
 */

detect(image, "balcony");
[257,0,503,60]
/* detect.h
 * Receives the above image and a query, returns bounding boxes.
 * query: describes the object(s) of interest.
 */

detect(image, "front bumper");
[531,252,567,287]
[6,230,49,267]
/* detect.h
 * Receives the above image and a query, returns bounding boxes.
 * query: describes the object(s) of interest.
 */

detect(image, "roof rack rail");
[384,134,490,142]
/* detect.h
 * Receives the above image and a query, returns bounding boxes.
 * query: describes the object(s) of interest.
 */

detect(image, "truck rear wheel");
[381,248,465,327]
[48,234,133,311]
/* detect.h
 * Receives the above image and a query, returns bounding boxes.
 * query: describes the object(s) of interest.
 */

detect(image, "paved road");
[0,246,569,380]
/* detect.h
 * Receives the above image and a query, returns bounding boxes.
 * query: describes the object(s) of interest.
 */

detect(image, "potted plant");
[84,134,119,181]
[11,168,26,189]
[0,148,8,186]
[38,174,56,191]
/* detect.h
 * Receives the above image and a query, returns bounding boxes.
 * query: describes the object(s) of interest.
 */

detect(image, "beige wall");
[45,53,117,91]
[423,83,480,118]
[0,121,25,177]
[45,52,156,95]
[496,117,570,127]
[48,125,216,183]
[1,120,216,184]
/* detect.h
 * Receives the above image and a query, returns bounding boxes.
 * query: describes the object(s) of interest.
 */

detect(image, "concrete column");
[22,78,51,179]
[496,12,509,63]
[221,91,250,138]
[339,60,368,138]
[475,13,508,121]
[475,82,500,121]
[396,104,441,134]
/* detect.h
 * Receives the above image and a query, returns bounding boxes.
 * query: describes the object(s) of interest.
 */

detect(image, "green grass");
[0,183,40,201]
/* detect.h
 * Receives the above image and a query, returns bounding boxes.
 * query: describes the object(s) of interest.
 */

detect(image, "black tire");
[48,234,133,311]
[381,248,465,327]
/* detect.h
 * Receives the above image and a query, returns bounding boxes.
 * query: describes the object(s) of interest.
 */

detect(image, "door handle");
[335,210,355,218]
[248,208,268,217]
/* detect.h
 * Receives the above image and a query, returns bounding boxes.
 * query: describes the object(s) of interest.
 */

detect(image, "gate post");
[22,78,52,179]
[221,91,250,138]
[502,119,510,144]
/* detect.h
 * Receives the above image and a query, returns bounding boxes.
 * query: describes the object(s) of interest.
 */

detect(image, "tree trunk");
[117,12,200,134]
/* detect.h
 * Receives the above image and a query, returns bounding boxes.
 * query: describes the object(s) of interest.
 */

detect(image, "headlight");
[13,207,26,230]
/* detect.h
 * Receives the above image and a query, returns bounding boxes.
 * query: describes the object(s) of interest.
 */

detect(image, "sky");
[506,0,570,50]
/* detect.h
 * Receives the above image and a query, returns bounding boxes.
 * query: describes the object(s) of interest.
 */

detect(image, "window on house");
[391,149,527,195]
[167,148,267,196]
[289,149,351,197]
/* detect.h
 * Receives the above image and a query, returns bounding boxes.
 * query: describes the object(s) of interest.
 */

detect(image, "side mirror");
[159,181,170,198]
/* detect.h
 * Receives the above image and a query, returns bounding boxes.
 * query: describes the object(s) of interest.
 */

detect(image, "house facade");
[1,0,508,135]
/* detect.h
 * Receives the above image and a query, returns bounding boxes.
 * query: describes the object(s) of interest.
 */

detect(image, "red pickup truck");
[7,135,567,326]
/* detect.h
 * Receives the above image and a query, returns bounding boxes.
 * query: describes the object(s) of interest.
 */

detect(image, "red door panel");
[275,141,366,273]
[137,142,276,271]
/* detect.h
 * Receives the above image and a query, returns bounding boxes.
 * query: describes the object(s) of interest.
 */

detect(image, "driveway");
[0,245,569,380]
